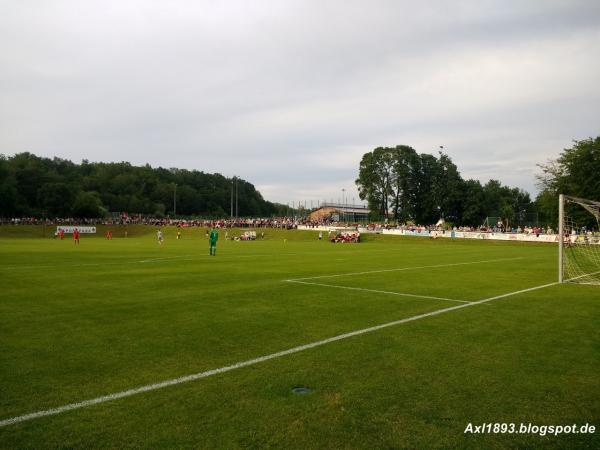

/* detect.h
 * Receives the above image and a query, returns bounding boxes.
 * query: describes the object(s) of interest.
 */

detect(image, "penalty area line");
[287,257,525,281]
[0,280,557,428]
[285,279,471,304]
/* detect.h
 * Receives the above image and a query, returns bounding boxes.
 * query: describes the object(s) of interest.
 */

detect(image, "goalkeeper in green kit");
[209,226,218,256]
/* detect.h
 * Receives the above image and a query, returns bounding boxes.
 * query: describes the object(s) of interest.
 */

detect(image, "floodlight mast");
[558,193,564,283]
[230,176,239,220]
[342,188,346,222]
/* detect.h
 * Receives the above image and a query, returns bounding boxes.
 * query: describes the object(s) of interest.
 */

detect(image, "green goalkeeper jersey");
[209,229,218,243]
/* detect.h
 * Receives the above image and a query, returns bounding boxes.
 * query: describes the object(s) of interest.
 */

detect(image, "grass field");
[0,227,598,449]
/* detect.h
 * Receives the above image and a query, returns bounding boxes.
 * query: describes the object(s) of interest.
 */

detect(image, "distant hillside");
[0,152,281,218]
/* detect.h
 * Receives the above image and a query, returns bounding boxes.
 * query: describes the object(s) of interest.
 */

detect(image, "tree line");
[0,153,282,218]
[1,137,597,224]
[356,138,599,227]
[355,145,535,226]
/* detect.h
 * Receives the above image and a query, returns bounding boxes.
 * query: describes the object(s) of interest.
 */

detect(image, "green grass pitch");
[0,227,598,449]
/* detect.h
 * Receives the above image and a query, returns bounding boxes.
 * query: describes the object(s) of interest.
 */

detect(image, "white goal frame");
[558,194,600,284]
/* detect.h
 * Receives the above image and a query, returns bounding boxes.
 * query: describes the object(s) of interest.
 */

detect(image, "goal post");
[558,194,564,283]
[558,194,600,284]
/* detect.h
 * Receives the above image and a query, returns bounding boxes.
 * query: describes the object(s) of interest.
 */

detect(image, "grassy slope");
[0,230,598,449]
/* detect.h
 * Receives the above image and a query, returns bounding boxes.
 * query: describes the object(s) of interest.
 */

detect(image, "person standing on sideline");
[209,227,218,256]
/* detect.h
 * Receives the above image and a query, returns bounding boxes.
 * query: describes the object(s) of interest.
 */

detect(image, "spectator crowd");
[1,215,557,236]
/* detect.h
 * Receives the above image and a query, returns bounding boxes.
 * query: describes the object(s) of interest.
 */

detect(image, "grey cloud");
[1,0,599,204]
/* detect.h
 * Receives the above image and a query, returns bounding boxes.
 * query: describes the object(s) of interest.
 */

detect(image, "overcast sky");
[1,0,599,205]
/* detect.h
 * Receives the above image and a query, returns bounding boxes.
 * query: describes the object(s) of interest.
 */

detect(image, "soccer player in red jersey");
[73,228,80,245]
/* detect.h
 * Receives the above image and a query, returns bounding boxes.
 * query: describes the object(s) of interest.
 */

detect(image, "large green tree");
[460,179,486,226]
[391,146,420,221]
[536,137,600,226]
[356,147,394,218]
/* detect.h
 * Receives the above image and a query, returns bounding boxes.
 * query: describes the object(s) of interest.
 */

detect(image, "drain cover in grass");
[291,386,312,394]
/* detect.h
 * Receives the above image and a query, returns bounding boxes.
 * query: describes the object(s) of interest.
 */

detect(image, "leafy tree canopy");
[0,153,281,218]
[536,137,600,227]
[356,146,535,226]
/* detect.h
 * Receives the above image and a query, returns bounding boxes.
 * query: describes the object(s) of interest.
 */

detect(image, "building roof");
[318,203,369,213]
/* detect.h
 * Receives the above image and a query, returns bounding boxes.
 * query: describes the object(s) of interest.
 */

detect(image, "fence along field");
[0,227,598,448]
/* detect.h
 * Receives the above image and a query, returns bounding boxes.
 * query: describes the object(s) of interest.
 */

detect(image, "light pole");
[342,188,346,223]
[173,183,177,217]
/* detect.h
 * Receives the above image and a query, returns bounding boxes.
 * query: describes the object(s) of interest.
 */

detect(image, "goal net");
[559,194,600,285]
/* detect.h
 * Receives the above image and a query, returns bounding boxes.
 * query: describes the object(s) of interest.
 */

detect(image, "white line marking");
[137,255,197,263]
[287,257,525,281]
[0,253,301,271]
[286,279,471,304]
[0,280,557,428]
[471,282,558,302]
[0,255,197,270]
